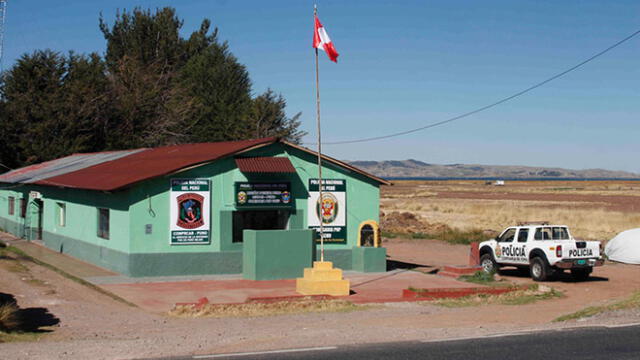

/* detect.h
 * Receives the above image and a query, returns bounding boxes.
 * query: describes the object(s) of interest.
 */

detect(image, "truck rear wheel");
[571,267,592,281]
[530,257,552,282]
[480,253,498,274]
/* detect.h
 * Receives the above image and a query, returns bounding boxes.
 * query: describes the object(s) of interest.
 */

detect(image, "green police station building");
[0,138,389,277]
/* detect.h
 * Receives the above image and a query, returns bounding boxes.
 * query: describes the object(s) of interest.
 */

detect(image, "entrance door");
[32,199,43,240]
[232,210,289,243]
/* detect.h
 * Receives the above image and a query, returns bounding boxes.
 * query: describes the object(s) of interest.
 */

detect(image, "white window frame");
[57,202,66,227]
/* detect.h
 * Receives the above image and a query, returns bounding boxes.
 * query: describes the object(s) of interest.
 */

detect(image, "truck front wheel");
[480,253,498,274]
[571,267,592,281]
[530,257,552,281]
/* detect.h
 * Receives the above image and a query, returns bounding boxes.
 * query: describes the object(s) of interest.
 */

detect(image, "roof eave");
[280,140,392,186]
[105,138,280,191]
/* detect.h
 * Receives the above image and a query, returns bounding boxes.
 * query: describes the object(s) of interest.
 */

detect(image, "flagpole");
[314,4,324,262]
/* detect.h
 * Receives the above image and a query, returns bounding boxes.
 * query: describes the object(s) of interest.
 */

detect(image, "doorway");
[360,224,375,247]
[232,210,289,243]
[32,199,43,240]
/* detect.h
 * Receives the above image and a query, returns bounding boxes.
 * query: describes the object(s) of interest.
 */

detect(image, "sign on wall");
[235,182,292,207]
[170,178,211,245]
[308,179,346,244]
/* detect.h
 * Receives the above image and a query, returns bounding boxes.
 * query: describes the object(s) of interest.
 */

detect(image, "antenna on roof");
[517,221,550,226]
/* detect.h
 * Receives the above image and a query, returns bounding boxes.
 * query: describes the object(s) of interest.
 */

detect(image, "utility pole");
[0,0,7,73]
[314,4,325,262]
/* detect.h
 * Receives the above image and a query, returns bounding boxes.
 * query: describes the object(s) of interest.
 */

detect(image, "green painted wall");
[0,183,133,274]
[37,186,131,253]
[316,249,353,270]
[243,229,315,280]
[283,145,381,249]
[352,247,387,272]
[0,188,27,237]
[125,142,380,253]
[43,230,131,274]
[0,142,384,276]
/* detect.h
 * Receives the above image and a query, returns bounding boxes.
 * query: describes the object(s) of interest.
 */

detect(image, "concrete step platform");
[438,265,483,278]
[100,270,486,312]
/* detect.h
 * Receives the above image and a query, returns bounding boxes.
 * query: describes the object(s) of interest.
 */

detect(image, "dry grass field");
[381,180,640,241]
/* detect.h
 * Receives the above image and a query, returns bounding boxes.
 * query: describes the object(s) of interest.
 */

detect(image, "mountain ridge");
[347,159,640,179]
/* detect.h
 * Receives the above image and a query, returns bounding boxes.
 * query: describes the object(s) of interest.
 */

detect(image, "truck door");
[514,228,529,265]
[496,228,517,263]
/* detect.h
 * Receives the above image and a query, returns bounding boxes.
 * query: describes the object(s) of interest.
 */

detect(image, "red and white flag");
[313,15,339,63]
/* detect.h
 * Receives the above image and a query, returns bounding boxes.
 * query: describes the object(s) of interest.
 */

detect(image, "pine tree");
[250,89,305,144]
[0,7,305,170]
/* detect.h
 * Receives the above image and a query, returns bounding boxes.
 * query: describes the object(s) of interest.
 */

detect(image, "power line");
[316,27,640,146]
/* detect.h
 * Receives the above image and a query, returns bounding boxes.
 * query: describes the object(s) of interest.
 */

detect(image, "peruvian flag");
[313,15,339,62]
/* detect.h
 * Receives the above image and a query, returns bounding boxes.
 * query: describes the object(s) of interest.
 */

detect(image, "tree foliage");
[0,50,110,167]
[0,7,305,170]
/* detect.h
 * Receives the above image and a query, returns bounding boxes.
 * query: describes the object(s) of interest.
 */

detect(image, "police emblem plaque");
[308,179,347,244]
[170,179,211,245]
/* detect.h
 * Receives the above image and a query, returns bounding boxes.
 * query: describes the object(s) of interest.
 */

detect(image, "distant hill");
[347,159,640,179]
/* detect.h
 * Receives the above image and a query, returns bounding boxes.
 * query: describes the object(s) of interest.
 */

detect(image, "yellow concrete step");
[296,278,350,296]
[312,261,334,270]
[303,267,343,281]
[295,261,351,296]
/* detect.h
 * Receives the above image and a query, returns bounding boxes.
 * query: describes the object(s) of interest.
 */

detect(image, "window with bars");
[57,202,66,227]
[20,198,26,218]
[97,208,109,239]
[8,196,14,215]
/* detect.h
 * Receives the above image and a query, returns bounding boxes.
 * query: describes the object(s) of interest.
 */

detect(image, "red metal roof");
[34,138,278,191]
[235,157,296,173]
[1,137,389,191]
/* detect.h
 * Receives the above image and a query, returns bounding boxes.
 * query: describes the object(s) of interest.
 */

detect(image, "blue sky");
[4,1,640,173]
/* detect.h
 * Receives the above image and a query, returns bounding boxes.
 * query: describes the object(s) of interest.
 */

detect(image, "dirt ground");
[384,180,640,213]
[2,237,640,360]
[380,180,640,240]
[2,180,639,359]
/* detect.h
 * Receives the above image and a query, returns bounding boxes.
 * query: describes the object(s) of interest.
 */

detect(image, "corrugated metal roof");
[0,137,390,191]
[0,150,144,184]
[34,138,278,191]
[235,157,296,173]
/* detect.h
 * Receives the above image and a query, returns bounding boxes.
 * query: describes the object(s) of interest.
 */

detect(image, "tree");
[0,50,109,166]
[0,7,305,169]
[100,7,199,148]
[99,8,185,72]
[250,89,305,144]
[178,39,253,142]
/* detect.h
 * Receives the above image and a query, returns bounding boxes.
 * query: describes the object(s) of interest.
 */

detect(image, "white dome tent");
[605,228,640,264]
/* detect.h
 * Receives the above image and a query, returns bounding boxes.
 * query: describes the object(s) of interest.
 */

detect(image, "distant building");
[0,138,389,277]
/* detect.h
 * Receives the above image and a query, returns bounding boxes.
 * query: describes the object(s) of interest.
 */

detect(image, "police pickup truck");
[479,222,604,281]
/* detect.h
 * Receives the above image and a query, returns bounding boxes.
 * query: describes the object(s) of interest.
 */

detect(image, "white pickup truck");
[478,223,604,281]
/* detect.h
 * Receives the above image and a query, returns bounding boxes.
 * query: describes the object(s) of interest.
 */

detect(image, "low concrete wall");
[43,231,242,277]
[315,249,353,270]
[129,251,242,277]
[352,246,387,272]
[43,231,131,275]
[0,218,24,238]
[243,229,315,280]
[16,228,383,278]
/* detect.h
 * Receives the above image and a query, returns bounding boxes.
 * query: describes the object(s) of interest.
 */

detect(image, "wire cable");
[315,27,640,145]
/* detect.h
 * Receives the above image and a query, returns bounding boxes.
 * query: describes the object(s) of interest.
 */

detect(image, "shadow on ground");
[0,292,60,332]
[499,268,609,283]
[387,259,429,271]
[386,259,439,275]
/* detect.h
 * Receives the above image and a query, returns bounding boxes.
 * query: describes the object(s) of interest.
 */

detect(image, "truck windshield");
[534,227,569,240]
